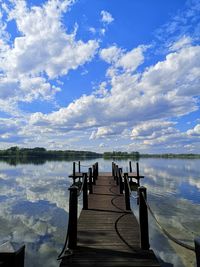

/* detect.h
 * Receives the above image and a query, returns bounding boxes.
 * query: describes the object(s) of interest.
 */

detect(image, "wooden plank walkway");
[60,173,160,267]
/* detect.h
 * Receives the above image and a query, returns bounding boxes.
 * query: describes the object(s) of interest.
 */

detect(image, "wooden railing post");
[129,161,133,182]
[129,161,132,172]
[138,186,150,250]
[112,162,114,176]
[195,237,200,267]
[68,185,78,249]
[73,162,76,184]
[124,173,131,211]
[89,167,93,194]
[114,164,117,181]
[136,162,140,186]
[116,165,119,185]
[83,173,88,210]
[78,161,81,173]
[92,165,96,185]
[96,162,99,177]
[113,163,115,179]
[119,168,123,194]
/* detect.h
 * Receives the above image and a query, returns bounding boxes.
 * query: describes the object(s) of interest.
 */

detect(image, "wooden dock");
[60,166,160,267]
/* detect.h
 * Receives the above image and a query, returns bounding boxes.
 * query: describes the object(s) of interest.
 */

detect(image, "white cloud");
[28,43,200,152]
[0,0,99,110]
[116,45,149,72]
[89,27,96,34]
[100,10,114,24]
[100,45,149,73]
[131,120,176,140]
[169,36,192,51]
[30,44,199,128]
[187,124,200,136]
[100,45,122,64]
[155,0,200,46]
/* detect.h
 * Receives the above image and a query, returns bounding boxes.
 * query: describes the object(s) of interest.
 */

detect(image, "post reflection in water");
[0,158,199,266]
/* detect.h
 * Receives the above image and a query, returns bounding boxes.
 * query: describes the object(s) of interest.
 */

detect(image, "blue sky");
[0,0,200,153]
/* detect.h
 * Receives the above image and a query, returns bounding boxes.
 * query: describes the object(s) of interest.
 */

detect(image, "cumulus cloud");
[0,0,199,152]
[100,10,114,24]
[116,45,149,72]
[100,45,149,72]
[0,0,98,109]
[100,45,122,64]
[187,124,200,136]
[30,44,200,138]
[131,120,176,140]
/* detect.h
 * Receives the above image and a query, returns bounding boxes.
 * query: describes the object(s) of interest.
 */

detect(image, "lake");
[0,158,199,266]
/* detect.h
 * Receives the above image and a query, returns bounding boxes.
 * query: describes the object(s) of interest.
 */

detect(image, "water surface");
[0,158,199,266]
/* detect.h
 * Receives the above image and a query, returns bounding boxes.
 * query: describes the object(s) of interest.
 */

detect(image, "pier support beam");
[138,186,150,250]
[89,167,93,194]
[119,168,123,194]
[195,237,200,267]
[68,185,78,249]
[73,162,76,184]
[83,173,88,210]
[136,162,140,186]
[124,173,131,211]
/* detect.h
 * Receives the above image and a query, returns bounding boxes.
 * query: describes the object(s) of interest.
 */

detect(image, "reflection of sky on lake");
[0,158,199,266]
[101,158,200,266]
[0,160,93,267]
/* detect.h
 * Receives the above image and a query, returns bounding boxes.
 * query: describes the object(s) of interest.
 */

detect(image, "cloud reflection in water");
[0,158,199,266]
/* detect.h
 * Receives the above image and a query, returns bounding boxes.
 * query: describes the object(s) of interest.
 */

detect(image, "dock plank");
[60,173,160,267]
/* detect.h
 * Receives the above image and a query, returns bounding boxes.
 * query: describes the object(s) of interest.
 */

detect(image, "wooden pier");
[59,162,160,267]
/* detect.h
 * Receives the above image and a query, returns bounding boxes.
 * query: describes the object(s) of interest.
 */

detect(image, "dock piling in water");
[138,186,150,250]
[82,173,88,210]
[88,167,93,194]
[124,172,131,211]
[68,185,78,249]
[195,237,200,267]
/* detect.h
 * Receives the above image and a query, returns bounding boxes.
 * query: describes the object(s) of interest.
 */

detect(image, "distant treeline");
[0,146,102,165]
[103,151,200,159]
[103,151,140,159]
[0,147,199,166]
[140,153,200,159]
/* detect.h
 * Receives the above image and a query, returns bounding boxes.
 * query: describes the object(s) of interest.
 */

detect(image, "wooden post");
[73,162,76,184]
[119,168,123,194]
[136,162,140,186]
[112,162,114,176]
[89,167,93,194]
[124,173,131,211]
[195,237,200,267]
[92,165,96,185]
[138,186,150,250]
[96,162,99,176]
[78,161,81,173]
[113,163,116,180]
[129,161,133,182]
[129,161,132,172]
[83,173,88,210]
[68,185,78,249]
[116,165,119,185]
[0,242,25,267]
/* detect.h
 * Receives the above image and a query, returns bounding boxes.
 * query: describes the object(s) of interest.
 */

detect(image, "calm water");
[0,158,199,266]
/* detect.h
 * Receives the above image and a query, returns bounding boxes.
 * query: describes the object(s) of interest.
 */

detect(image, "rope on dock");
[77,175,86,197]
[124,175,138,199]
[57,226,70,260]
[57,176,86,260]
[123,169,196,251]
[141,192,195,252]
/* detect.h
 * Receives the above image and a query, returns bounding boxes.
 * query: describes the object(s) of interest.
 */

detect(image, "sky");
[0,0,200,153]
